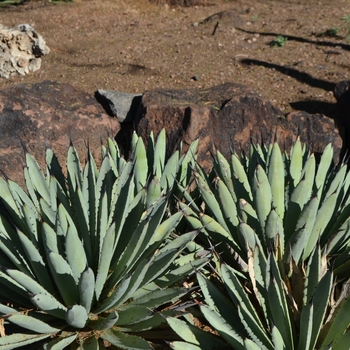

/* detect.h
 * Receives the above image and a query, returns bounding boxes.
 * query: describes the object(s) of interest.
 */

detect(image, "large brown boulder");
[0,81,120,186]
[134,83,342,168]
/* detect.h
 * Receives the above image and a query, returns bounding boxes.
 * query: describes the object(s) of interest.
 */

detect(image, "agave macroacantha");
[0,131,207,349]
[169,140,350,350]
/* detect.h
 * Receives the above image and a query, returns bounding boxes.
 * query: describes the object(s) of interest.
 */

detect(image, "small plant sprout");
[269,35,288,48]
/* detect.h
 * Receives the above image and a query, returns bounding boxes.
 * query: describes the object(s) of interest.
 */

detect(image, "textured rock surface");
[95,89,141,123]
[0,24,50,79]
[134,83,342,168]
[0,81,120,185]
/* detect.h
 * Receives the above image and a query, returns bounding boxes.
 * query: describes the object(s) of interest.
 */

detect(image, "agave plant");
[0,131,207,349]
[170,140,350,349]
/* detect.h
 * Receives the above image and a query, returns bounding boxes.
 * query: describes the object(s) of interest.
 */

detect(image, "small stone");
[17,59,27,67]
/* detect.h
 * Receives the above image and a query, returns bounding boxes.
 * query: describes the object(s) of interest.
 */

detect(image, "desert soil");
[1,0,350,119]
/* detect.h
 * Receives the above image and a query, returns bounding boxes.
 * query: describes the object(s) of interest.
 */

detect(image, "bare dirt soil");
[1,0,350,119]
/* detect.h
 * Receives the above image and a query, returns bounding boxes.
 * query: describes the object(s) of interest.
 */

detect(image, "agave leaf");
[238,199,259,232]
[146,176,162,207]
[111,196,168,285]
[67,141,83,191]
[170,342,202,350]
[82,150,97,253]
[40,197,56,227]
[160,150,179,190]
[153,129,166,179]
[265,209,284,256]
[285,154,315,241]
[42,221,60,254]
[6,269,49,295]
[332,330,350,350]
[315,143,333,197]
[324,164,346,201]
[42,334,78,350]
[7,314,61,333]
[30,293,66,319]
[231,153,253,202]
[244,337,265,350]
[289,137,303,187]
[80,336,100,350]
[248,245,268,320]
[130,287,188,309]
[0,177,22,218]
[45,145,67,196]
[138,256,208,293]
[47,251,80,306]
[0,232,34,275]
[25,151,51,205]
[116,306,154,326]
[267,143,285,220]
[200,304,244,350]
[16,229,54,294]
[0,333,50,349]
[89,310,119,330]
[320,293,350,348]
[142,231,198,286]
[107,137,121,172]
[199,213,242,254]
[95,222,115,301]
[298,299,314,350]
[238,303,272,350]
[178,139,198,187]
[326,217,350,255]
[73,183,94,267]
[94,258,151,313]
[285,196,319,264]
[0,302,17,314]
[134,137,148,193]
[303,192,337,260]
[216,178,239,227]
[304,244,321,305]
[197,272,245,335]
[101,329,153,350]
[65,304,88,329]
[97,189,108,249]
[79,266,95,313]
[271,324,286,349]
[266,254,294,349]
[0,272,34,307]
[167,316,230,350]
[148,211,183,246]
[118,311,174,333]
[307,271,333,350]
[214,150,235,200]
[253,164,272,233]
[195,171,228,231]
[65,222,88,283]
[238,222,264,257]
[109,188,146,273]
[221,264,270,348]
[107,161,134,235]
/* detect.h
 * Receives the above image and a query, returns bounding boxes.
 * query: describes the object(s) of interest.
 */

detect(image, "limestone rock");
[0,23,50,79]
[0,81,120,186]
[133,83,342,169]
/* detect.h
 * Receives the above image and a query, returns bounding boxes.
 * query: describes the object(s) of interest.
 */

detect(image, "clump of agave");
[169,140,350,349]
[0,131,207,349]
